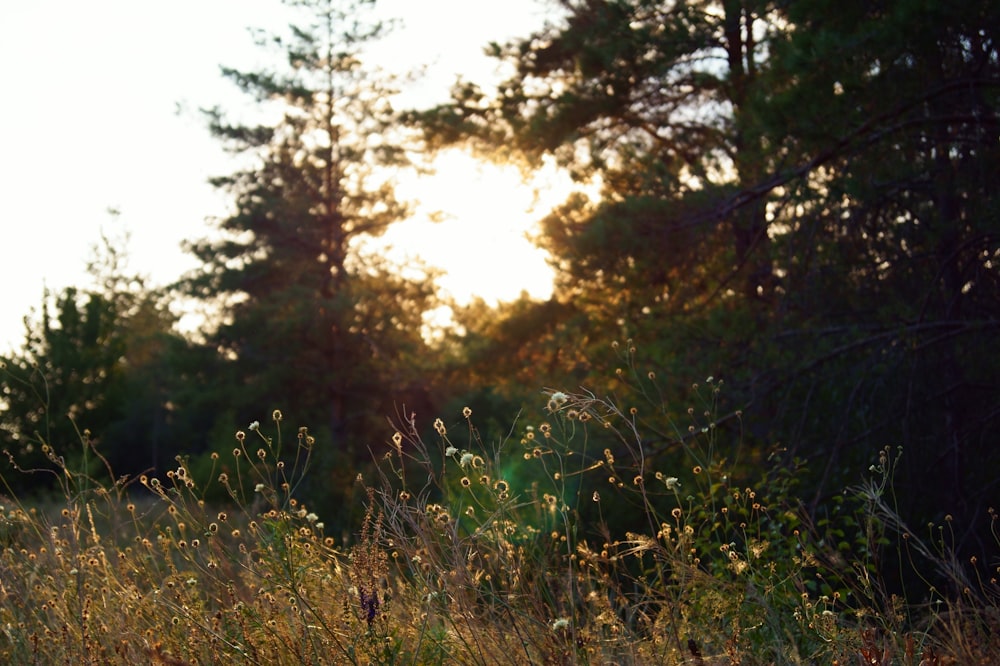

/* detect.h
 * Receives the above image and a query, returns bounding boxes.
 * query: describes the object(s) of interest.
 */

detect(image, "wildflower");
[254,483,265,493]
[462,406,472,418]
[235,431,245,443]
[552,617,570,631]
[315,522,324,530]
[459,452,474,468]
[272,409,282,422]
[306,513,319,523]
[664,477,681,491]
[445,446,458,458]
[392,432,403,448]
[248,421,260,431]
[434,418,447,435]
[546,391,568,411]
[358,588,381,626]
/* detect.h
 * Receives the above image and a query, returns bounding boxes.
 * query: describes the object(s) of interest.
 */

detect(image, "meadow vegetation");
[1,346,997,665]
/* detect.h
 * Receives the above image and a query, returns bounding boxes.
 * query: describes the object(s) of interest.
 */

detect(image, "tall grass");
[0,347,997,664]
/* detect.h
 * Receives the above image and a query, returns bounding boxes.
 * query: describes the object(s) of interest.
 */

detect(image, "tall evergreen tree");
[415,0,787,412]
[753,0,1000,538]
[416,0,1000,554]
[181,0,437,513]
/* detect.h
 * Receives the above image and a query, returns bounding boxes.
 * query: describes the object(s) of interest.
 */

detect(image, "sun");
[369,149,578,307]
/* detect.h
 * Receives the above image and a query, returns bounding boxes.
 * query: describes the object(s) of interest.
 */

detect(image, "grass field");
[1,381,997,664]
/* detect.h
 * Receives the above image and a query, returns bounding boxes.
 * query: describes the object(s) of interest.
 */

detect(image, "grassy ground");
[1,382,997,664]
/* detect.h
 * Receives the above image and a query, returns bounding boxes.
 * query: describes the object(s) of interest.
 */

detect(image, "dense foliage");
[1,0,997,590]
[416,0,1000,561]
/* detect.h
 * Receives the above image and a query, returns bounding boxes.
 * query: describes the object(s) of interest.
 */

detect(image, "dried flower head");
[546,391,569,412]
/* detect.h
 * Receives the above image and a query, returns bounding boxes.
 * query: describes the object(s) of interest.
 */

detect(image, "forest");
[0,1,998,663]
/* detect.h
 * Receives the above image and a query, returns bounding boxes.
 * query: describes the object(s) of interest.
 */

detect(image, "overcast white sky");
[0,0,566,351]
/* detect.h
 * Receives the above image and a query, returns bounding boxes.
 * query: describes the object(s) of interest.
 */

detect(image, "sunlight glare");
[372,150,576,307]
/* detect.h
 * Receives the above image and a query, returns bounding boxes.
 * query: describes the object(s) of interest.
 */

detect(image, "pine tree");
[416,0,1000,552]
[181,0,437,515]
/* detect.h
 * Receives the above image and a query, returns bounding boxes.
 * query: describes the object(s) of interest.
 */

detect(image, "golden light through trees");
[361,149,587,316]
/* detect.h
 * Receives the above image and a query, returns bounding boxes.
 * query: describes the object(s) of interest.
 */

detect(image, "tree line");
[2,0,998,556]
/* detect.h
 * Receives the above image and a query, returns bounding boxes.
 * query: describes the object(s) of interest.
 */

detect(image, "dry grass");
[1,360,997,664]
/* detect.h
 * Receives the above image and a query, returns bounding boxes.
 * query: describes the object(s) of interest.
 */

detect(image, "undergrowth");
[0,343,997,664]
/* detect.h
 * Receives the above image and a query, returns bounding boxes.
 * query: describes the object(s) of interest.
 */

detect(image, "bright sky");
[0,0,572,352]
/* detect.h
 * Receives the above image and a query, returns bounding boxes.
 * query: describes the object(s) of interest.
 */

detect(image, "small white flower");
[254,483,266,493]
[248,421,260,431]
[314,522,324,530]
[551,617,570,631]
[664,477,681,491]
[306,512,318,523]
[445,446,458,457]
[547,391,569,411]
[459,452,474,468]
